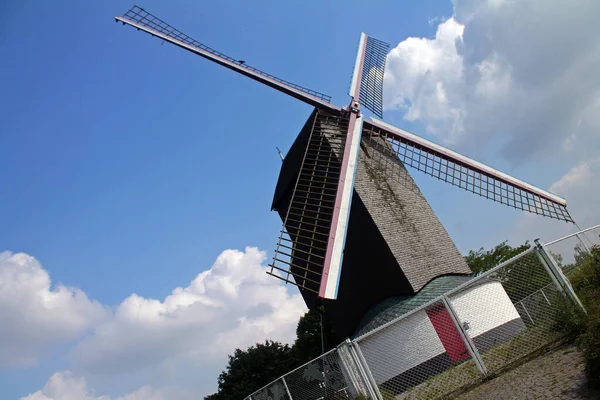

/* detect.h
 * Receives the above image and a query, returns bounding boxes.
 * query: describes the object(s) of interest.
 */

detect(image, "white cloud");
[5,247,305,398]
[13,1,600,398]
[0,252,107,369]
[513,157,600,243]
[71,247,306,375]
[384,17,466,143]
[19,371,163,400]
[382,0,600,256]
[549,162,593,195]
[384,0,600,163]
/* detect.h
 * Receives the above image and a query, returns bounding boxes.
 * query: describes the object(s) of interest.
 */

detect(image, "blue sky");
[2,0,599,399]
[0,0,450,305]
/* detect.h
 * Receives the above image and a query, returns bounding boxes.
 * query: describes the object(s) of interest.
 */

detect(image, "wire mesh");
[362,122,573,222]
[268,111,349,294]
[358,36,390,118]
[244,227,596,400]
[447,250,565,373]
[547,235,590,267]
[246,348,363,400]
[284,351,354,400]
[118,5,332,103]
[337,342,371,398]
[577,226,600,250]
[543,225,600,305]
[252,378,291,400]
[355,299,481,399]
[544,226,600,273]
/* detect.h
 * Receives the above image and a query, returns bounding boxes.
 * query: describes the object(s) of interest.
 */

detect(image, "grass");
[385,320,565,400]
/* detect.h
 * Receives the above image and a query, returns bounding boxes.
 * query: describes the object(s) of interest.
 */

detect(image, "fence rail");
[246,226,598,400]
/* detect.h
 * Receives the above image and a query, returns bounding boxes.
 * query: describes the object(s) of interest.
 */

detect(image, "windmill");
[115,6,572,338]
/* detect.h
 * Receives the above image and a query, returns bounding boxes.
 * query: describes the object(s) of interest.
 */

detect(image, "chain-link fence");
[246,344,374,400]
[246,226,597,400]
[445,249,563,375]
[543,225,600,310]
[544,225,600,276]
[355,298,483,399]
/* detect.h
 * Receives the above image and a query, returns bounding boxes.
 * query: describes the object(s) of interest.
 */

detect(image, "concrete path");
[456,345,600,400]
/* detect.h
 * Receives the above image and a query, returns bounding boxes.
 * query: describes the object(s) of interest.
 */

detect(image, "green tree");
[291,306,339,365]
[464,240,555,303]
[465,240,530,274]
[204,340,295,400]
[205,307,340,400]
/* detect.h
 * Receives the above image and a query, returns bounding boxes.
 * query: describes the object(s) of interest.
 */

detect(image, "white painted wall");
[358,281,523,384]
[450,281,523,338]
[360,308,444,383]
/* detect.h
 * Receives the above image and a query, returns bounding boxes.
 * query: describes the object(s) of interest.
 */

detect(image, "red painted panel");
[426,304,470,363]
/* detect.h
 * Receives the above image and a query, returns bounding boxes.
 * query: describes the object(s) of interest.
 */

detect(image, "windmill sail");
[114,5,577,338]
[268,34,386,300]
[116,6,338,111]
[349,34,390,118]
[315,34,388,299]
[364,118,572,222]
[268,110,349,295]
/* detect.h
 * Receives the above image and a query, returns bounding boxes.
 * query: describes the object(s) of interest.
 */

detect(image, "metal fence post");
[337,340,368,398]
[349,340,383,400]
[535,239,586,314]
[281,377,293,400]
[442,295,488,376]
[534,245,565,294]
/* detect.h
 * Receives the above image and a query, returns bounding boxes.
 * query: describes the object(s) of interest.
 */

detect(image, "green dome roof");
[353,274,473,338]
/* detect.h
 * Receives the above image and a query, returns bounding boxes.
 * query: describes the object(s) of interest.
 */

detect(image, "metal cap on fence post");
[534,238,586,314]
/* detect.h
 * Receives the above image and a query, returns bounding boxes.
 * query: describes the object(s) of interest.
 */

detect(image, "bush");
[581,306,600,387]
[559,245,600,388]
[555,295,587,339]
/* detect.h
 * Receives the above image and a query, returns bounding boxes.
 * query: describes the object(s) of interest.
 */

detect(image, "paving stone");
[456,345,600,400]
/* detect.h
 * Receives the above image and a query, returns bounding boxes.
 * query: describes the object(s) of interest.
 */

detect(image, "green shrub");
[559,246,600,387]
[554,295,587,338]
[580,304,600,388]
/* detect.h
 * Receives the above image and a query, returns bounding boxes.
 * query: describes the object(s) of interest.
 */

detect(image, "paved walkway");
[456,345,600,400]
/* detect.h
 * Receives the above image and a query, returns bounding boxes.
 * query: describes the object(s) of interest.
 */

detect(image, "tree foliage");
[464,240,530,274]
[204,307,338,400]
[464,240,557,303]
[291,306,339,365]
[205,239,600,398]
[558,245,600,387]
[205,340,295,400]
